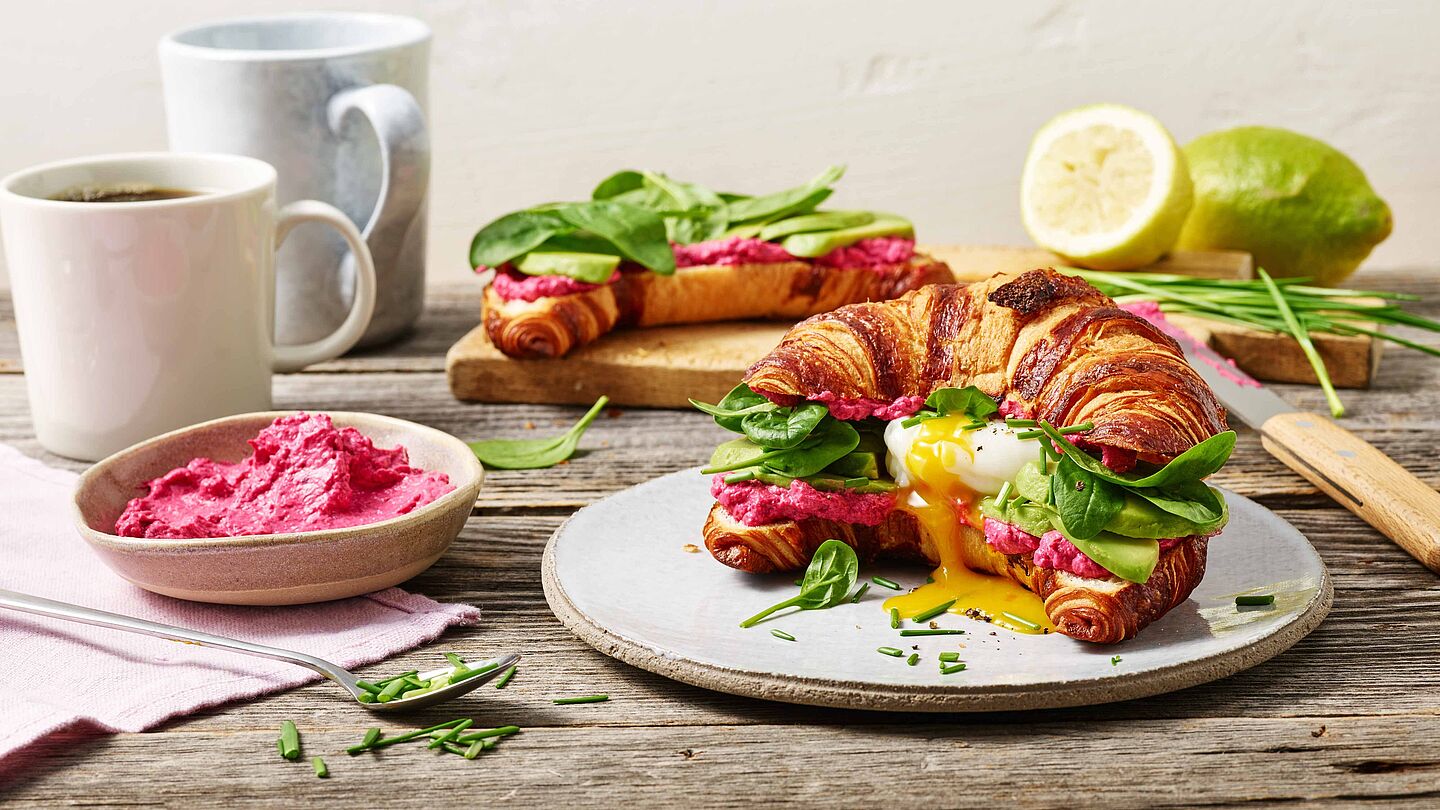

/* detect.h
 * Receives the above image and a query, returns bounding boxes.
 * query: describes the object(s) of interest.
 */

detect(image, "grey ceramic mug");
[160,13,430,349]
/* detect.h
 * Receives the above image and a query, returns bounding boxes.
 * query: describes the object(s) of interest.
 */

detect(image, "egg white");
[884,418,1035,496]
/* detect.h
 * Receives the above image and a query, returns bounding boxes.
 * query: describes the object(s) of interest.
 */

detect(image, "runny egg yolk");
[881,415,1054,635]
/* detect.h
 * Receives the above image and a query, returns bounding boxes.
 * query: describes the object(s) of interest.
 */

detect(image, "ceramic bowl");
[72,411,484,605]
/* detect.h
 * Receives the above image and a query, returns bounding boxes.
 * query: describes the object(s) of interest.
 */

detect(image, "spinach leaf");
[1039,423,1236,489]
[553,201,676,275]
[763,419,860,478]
[725,165,845,224]
[739,539,859,627]
[591,170,646,201]
[925,386,999,420]
[468,397,608,470]
[1051,456,1125,540]
[690,384,779,431]
[593,170,729,244]
[469,209,574,268]
[1129,480,1227,525]
[740,403,828,449]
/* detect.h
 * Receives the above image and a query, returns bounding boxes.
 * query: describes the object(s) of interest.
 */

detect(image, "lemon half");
[1021,104,1193,270]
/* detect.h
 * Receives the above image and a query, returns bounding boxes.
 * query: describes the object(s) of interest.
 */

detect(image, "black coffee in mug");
[50,184,205,203]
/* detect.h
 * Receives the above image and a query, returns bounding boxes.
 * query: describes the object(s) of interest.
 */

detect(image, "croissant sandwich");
[469,166,954,359]
[693,268,1235,644]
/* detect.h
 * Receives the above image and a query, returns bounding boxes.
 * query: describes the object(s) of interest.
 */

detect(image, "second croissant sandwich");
[693,268,1235,644]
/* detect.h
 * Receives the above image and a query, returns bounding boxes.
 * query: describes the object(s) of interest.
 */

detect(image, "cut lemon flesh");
[1021,104,1192,270]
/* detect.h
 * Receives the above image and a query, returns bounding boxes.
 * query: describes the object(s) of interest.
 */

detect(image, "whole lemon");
[1177,126,1392,285]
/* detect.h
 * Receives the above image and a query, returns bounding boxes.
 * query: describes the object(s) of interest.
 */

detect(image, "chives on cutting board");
[554,695,610,705]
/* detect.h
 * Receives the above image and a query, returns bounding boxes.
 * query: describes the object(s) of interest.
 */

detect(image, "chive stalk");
[911,599,957,623]
[872,576,901,590]
[427,719,474,750]
[312,756,328,778]
[939,652,960,662]
[900,628,966,636]
[906,653,920,666]
[1002,612,1042,631]
[1236,594,1276,606]
[889,608,900,629]
[941,663,968,675]
[347,719,467,754]
[553,695,610,705]
[1259,268,1344,417]
[455,725,521,744]
[278,720,301,761]
[770,629,797,641]
[850,582,870,603]
[877,646,904,657]
[494,665,518,689]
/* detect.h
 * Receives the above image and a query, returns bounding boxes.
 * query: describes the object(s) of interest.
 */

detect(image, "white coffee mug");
[0,152,377,461]
[160,13,430,349]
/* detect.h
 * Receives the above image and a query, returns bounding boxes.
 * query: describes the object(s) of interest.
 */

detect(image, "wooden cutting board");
[446,245,1380,407]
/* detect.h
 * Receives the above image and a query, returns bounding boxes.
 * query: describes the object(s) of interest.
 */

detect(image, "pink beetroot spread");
[673,237,795,267]
[813,237,915,268]
[114,413,455,539]
[488,265,619,302]
[810,392,926,421]
[711,475,895,527]
[983,518,1188,580]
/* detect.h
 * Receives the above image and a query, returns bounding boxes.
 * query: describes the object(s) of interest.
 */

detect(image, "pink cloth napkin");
[0,443,480,767]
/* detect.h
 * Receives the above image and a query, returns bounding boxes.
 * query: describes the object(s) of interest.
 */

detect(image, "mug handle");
[271,200,377,372]
[326,83,430,260]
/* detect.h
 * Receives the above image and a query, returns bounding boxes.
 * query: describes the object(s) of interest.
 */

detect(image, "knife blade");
[1177,336,1440,574]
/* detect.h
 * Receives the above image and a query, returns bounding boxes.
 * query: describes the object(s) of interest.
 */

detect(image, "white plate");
[543,469,1331,711]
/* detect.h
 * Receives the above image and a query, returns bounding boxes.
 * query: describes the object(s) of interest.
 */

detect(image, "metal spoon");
[0,587,518,712]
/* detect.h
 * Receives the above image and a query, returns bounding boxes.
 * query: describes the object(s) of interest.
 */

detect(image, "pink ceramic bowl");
[72,411,484,605]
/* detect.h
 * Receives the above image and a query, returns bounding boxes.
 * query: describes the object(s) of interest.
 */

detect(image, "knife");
[1178,337,1440,574]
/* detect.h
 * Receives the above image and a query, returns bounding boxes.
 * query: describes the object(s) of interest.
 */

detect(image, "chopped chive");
[360,728,381,748]
[1057,422,1096,435]
[997,480,1013,503]
[444,652,465,668]
[455,725,521,744]
[877,646,904,657]
[925,575,935,584]
[355,680,382,694]
[890,608,901,629]
[494,665,518,689]
[724,471,758,484]
[376,678,407,703]
[911,599,957,623]
[843,477,870,488]
[427,719,474,750]
[850,582,870,603]
[941,663,968,675]
[482,739,498,751]
[899,628,966,636]
[771,629,797,641]
[1016,429,1044,440]
[1002,611,1042,631]
[939,652,961,662]
[311,756,328,778]
[1111,655,1122,666]
[278,720,301,761]
[356,692,375,704]
[1005,418,1037,428]
[1236,594,1275,606]
[442,742,471,757]
[906,653,920,666]
[900,415,925,429]
[961,420,987,431]
[347,719,468,754]
[375,670,418,686]
[872,576,901,590]
[553,695,609,705]
[464,740,484,759]
[450,661,501,684]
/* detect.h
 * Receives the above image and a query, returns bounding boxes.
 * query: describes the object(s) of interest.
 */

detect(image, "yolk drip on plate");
[882,416,1054,635]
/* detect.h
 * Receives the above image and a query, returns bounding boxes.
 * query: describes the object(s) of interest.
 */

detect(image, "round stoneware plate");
[543,468,1332,712]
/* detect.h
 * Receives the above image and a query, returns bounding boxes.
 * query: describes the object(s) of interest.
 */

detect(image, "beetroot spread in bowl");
[73,411,484,605]
[115,413,455,539]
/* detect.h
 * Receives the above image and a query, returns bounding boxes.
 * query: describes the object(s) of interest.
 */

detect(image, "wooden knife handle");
[1260,411,1440,573]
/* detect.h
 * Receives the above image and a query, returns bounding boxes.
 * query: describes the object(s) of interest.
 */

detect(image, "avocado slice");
[1065,531,1160,584]
[781,214,914,258]
[1013,461,1051,504]
[824,451,880,479]
[515,251,620,284]
[759,211,876,242]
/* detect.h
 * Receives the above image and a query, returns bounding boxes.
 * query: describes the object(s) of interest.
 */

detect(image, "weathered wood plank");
[5,715,1438,808]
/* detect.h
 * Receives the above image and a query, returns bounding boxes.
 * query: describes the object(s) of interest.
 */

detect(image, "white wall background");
[2,0,1437,286]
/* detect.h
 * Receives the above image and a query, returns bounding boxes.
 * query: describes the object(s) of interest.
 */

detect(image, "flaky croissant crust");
[744,268,1228,461]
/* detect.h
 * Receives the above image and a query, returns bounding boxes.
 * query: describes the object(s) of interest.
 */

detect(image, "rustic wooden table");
[2,271,1438,808]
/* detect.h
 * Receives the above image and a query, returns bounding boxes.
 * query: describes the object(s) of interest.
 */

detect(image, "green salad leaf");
[738,539,859,627]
